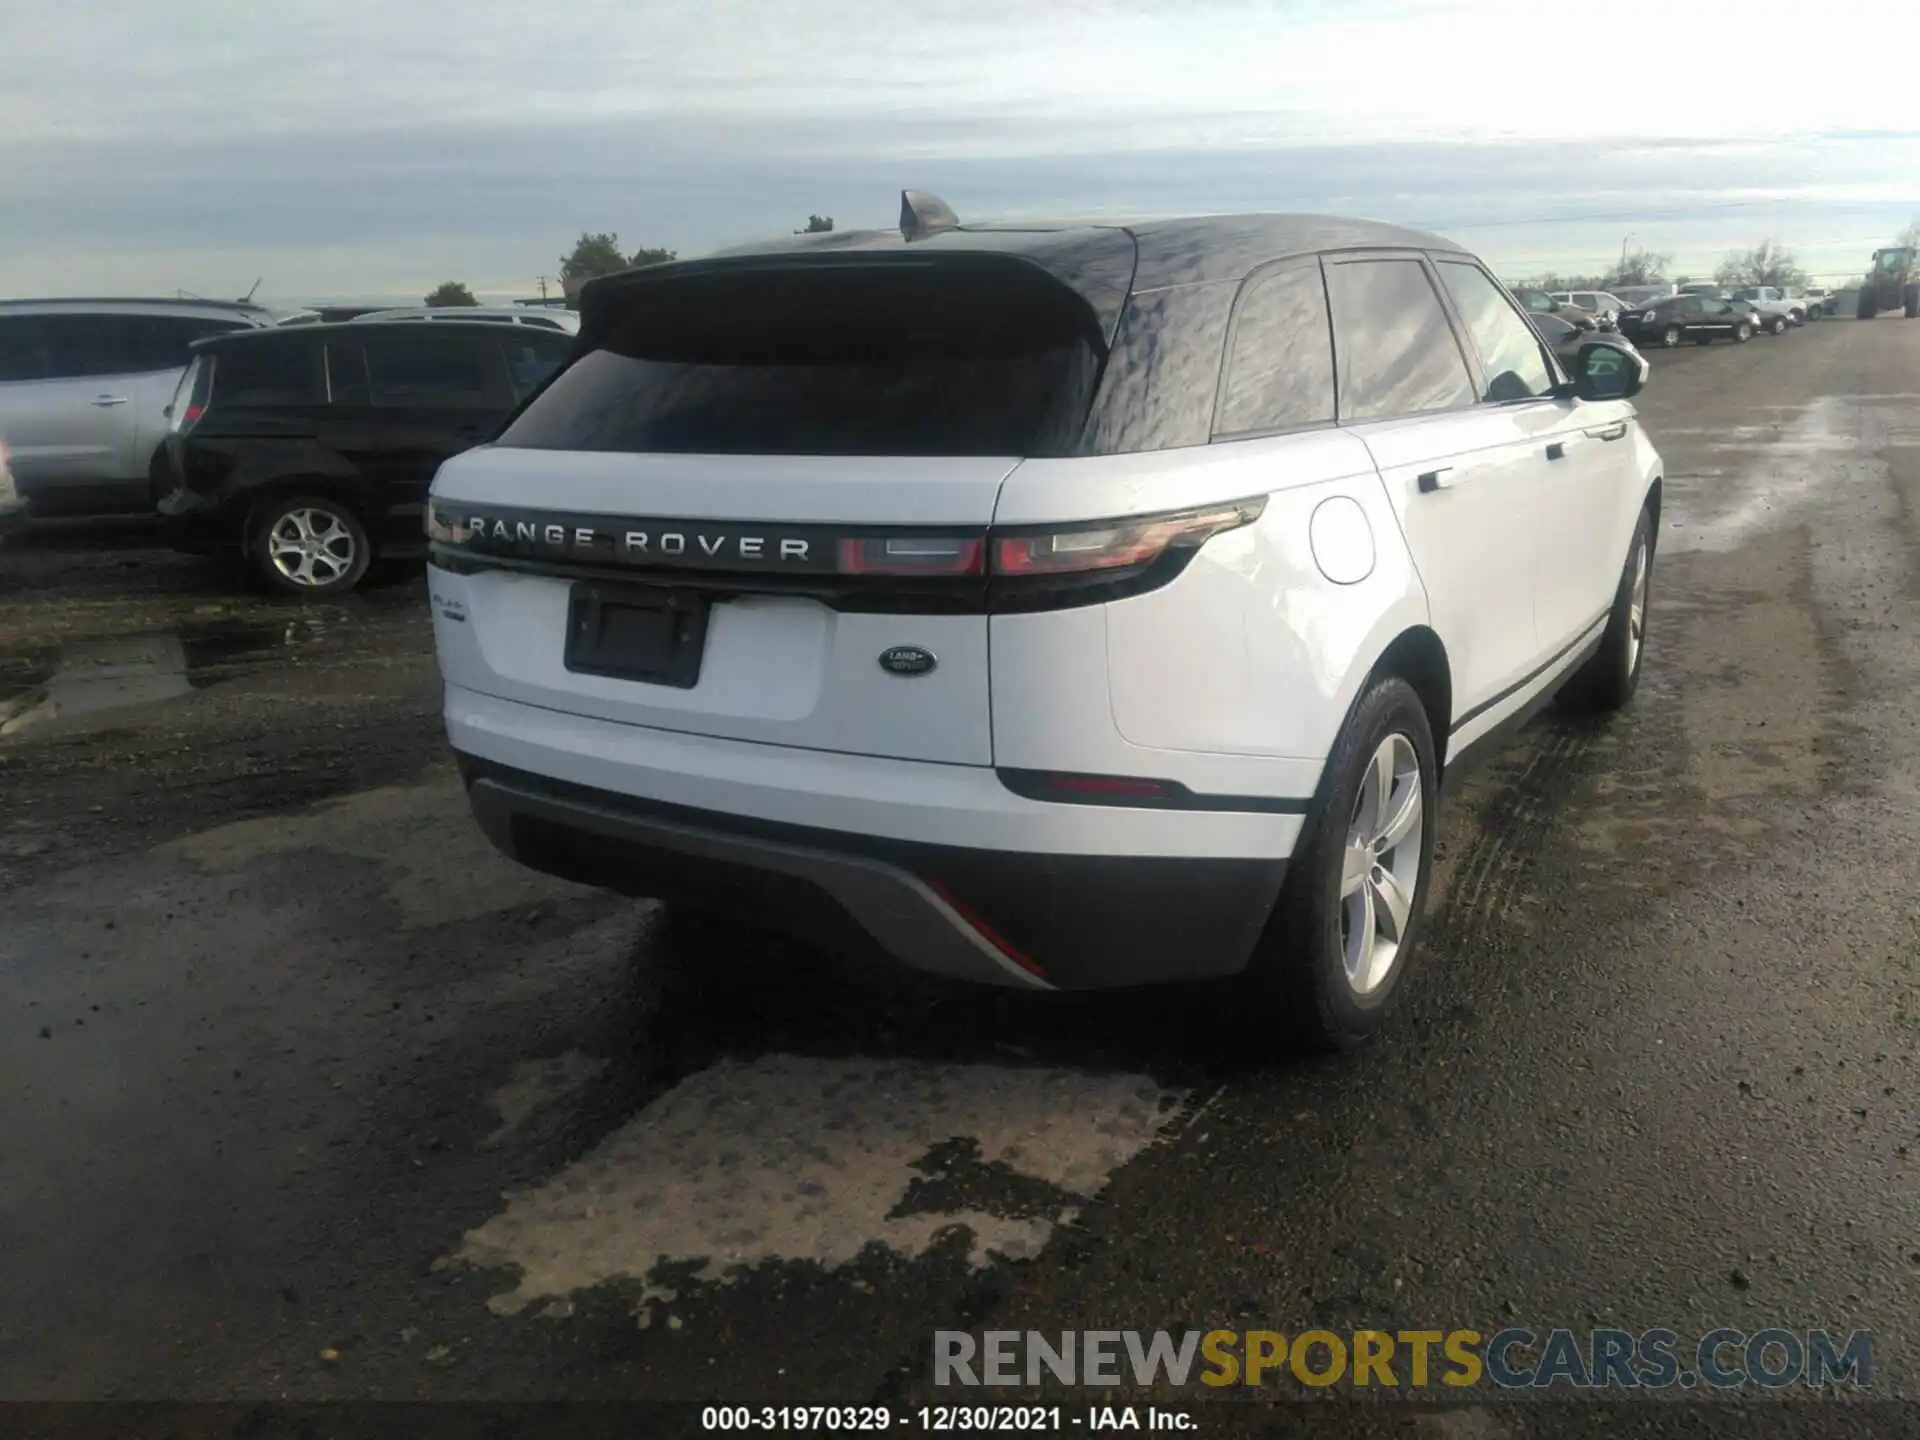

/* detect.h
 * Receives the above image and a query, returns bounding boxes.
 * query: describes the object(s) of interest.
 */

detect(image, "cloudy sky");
[3,0,1915,305]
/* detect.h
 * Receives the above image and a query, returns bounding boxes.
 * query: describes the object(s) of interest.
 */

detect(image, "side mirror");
[1573,340,1647,401]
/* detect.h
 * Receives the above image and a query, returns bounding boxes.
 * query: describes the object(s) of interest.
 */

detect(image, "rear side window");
[213,338,325,407]
[367,330,489,408]
[502,336,569,401]
[326,341,371,404]
[499,261,1102,456]
[1434,261,1555,402]
[0,316,52,382]
[19,315,136,379]
[1324,259,1477,421]
[1213,261,1335,438]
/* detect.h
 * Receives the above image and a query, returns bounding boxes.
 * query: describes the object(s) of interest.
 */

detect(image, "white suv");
[426,195,1662,1050]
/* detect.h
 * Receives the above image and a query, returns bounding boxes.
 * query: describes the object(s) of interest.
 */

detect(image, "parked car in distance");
[159,320,573,595]
[0,439,27,544]
[427,196,1660,1052]
[1728,286,1797,332]
[1532,312,1645,372]
[354,306,581,335]
[0,299,278,516]
[1550,290,1629,327]
[1676,283,1725,297]
[1616,293,1754,347]
[1509,287,1599,332]
[1610,283,1680,309]
[271,309,325,327]
[1800,287,1830,318]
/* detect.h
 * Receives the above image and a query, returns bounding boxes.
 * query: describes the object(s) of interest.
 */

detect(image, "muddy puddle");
[0,607,394,736]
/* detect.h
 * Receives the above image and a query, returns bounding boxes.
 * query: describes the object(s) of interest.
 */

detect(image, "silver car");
[0,299,275,515]
[0,438,27,543]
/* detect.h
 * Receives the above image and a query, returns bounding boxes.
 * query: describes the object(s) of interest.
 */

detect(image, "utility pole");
[1619,233,1634,276]
[537,275,550,301]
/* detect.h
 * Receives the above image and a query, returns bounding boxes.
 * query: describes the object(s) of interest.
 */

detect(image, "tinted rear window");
[498,261,1102,457]
[212,338,324,406]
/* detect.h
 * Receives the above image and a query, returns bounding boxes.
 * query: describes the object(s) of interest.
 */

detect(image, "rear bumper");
[453,751,1290,992]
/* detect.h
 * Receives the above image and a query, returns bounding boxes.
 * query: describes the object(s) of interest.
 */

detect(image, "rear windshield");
[496,261,1103,457]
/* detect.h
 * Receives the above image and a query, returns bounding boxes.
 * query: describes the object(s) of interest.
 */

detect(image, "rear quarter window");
[211,338,325,407]
[1081,281,1236,454]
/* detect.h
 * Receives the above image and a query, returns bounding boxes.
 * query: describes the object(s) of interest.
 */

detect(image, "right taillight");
[990,499,1265,578]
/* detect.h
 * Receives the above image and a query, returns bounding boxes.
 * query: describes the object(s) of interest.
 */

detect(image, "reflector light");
[838,536,984,576]
[925,879,1046,977]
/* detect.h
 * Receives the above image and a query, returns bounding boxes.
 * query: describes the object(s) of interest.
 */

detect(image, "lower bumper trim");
[460,756,1287,989]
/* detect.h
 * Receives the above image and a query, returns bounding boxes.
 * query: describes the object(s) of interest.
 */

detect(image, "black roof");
[587,206,1466,348]
[701,213,1464,288]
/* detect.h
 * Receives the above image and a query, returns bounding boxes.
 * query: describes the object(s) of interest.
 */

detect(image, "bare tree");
[1896,220,1920,251]
[1605,247,1671,287]
[1714,239,1809,290]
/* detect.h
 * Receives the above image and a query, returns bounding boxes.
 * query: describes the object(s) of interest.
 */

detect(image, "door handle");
[1584,421,1629,441]
[90,395,130,407]
[1416,467,1456,493]
[1546,441,1567,461]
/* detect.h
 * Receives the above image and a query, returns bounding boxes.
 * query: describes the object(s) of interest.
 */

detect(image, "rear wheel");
[1905,286,1919,319]
[1733,322,1753,342]
[1242,676,1439,1053]
[251,493,371,597]
[1560,507,1653,715]
[1767,316,1786,336]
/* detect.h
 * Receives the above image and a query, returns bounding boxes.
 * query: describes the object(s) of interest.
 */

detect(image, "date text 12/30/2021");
[701,1406,1194,1432]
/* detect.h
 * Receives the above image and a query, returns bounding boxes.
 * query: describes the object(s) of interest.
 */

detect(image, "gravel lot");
[4,316,1919,1437]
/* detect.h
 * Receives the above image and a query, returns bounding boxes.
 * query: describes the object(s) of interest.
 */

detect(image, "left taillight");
[988,497,1264,591]
[168,357,209,434]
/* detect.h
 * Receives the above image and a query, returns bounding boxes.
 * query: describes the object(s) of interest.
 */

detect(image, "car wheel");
[1734,322,1753,342]
[251,493,371,597]
[1243,675,1439,1053]
[1660,325,1682,348]
[1560,507,1653,715]
[1767,316,1786,335]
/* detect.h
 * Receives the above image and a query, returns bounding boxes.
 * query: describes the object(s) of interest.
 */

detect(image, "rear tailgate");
[429,247,1121,767]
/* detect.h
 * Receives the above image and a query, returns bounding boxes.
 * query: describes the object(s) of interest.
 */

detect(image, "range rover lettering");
[427,191,1662,1052]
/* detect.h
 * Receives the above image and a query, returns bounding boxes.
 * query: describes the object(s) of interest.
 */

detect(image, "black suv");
[160,321,572,594]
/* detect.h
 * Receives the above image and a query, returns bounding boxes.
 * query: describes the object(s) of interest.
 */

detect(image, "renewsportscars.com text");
[934,1328,1872,1391]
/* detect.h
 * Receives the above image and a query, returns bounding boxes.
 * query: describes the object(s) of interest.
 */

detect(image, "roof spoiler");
[900,189,960,243]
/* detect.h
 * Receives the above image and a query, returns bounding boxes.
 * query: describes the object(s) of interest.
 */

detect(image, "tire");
[1859,295,1877,320]
[1734,323,1753,342]
[1905,286,1919,319]
[1241,676,1440,1053]
[1660,325,1683,348]
[250,493,372,597]
[1559,507,1653,716]
[1767,316,1786,336]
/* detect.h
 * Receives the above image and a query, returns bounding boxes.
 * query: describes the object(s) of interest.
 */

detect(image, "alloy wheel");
[1339,734,1424,996]
[268,507,357,588]
[1662,326,1681,348]
[1626,538,1649,673]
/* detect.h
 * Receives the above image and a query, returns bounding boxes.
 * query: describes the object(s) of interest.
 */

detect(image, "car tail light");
[168,358,210,433]
[837,536,984,576]
[992,499,1264,577]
